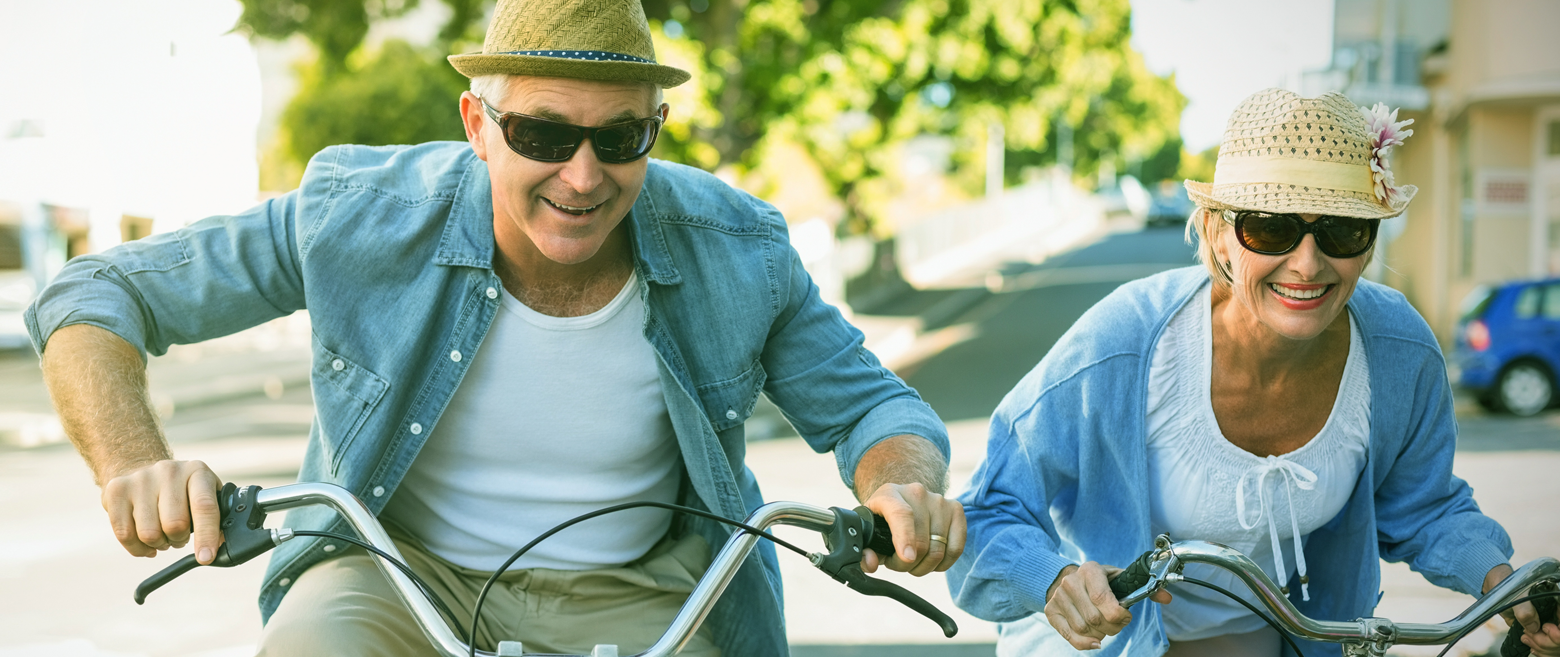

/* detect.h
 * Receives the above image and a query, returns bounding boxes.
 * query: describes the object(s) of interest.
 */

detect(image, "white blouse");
[1146,283,1370,642]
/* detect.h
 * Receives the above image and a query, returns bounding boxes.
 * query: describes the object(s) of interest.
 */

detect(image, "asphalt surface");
[3,225,1557,657]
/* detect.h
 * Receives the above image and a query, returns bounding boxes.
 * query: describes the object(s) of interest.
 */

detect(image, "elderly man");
[25,0,963,655]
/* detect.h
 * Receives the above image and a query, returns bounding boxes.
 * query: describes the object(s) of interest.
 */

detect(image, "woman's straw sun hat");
[1185,88,1417,220]
[448,0,691,88]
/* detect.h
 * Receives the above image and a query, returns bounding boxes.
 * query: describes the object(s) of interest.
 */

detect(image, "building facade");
[1307,0,1560,343]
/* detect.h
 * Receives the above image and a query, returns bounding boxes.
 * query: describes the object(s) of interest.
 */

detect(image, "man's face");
[461,76,663,266]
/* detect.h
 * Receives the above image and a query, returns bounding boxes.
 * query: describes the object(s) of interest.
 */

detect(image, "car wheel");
[1496,362,1554,417]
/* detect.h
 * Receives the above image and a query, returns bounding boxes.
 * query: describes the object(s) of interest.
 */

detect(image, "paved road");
[2,225,1557,657]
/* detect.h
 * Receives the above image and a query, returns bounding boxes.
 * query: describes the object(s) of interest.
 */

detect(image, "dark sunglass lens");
[1316,217,1376,256]
[592,121,654,163]
[508,119,582,161]
[1239,213,1301,253]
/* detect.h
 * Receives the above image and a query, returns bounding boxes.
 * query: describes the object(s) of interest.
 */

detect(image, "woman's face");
[1214,211,1370,342]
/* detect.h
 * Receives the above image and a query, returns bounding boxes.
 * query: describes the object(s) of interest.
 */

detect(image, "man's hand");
[859,481,966,576]
[851,434,965,576]
[1045,562,1173,651]
[1487,563,1560,656]
[102,460,225,564]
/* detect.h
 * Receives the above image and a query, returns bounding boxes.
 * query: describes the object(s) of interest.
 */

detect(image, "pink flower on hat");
[1361,102,1415,205]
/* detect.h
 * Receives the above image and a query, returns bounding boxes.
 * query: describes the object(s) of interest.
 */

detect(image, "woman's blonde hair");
[1186,206,1234,287]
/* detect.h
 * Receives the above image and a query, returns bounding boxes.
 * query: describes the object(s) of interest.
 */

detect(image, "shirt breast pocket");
[311,339,390,475]
[696,360,767,433]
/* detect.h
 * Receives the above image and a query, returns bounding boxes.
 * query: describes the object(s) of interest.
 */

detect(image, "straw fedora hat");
[1185,88,1417,220]
[448,0,691,88]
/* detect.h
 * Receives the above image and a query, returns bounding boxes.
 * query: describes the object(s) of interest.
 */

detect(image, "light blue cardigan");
[946,267,1513,656]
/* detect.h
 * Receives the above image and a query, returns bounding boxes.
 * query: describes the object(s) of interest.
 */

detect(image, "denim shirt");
[26,142,949,656]
[945,267,1512,657]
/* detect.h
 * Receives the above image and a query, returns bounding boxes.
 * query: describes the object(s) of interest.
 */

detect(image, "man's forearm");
[41,324,170,485]
[852,434,948,500]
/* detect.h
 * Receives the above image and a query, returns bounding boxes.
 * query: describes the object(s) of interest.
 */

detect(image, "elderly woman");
[946,88,1560,657]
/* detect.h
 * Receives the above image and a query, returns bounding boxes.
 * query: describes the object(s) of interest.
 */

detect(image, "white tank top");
[1146,283,1370,642]
[381,270,682,571]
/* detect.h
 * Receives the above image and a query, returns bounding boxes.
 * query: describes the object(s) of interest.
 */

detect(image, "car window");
[1460,285,1494,321]
[1515,285,1541,319]
[1545,285,1560,320]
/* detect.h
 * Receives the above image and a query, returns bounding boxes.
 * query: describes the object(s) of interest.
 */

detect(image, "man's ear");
[460,92,489,162]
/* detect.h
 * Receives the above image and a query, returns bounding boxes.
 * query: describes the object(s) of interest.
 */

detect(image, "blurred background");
[1,0,1557,655]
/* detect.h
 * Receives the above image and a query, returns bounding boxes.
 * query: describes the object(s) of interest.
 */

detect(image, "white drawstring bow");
[1236,455,1319,601]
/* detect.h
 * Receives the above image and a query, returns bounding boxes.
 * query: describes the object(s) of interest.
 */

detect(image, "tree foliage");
[240,0,1184,236]
[647,0,1183,234]
[282,40,471,166]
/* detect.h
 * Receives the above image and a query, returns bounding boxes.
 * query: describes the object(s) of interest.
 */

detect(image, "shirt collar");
[434,156,682,286]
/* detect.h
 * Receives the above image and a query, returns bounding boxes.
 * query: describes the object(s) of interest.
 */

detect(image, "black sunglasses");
[1222,210,1380,259]
[480,97,665,164]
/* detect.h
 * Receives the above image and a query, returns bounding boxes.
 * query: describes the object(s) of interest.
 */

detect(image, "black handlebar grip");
[1109,550,1157,605]
[864,509,897,559]
[134,554,201,605]
[1501,591,1559,657]
[840,565,959,638]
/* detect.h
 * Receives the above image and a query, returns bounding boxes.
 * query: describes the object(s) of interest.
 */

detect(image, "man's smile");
[543,197,601,216]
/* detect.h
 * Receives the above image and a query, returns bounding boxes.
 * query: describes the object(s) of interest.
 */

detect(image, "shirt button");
[331,359,344,371]
[323,544,336,553]
[486,287,498,299]
[450,350,462,362]
[278,578,292,587]
[725,409,738,420]
[372,486,385,497]
[410,423,423,435]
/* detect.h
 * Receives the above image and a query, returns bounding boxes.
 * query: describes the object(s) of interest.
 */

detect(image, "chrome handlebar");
[137,483,954,657]
[1118,534,1560,650]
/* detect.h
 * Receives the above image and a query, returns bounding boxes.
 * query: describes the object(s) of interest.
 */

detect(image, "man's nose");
[557,140,604,195]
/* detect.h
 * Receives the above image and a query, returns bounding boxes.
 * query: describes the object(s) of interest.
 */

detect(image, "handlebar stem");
[252,485,840,657]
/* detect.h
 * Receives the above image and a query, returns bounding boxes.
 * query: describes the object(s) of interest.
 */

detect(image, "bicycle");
[132,482,961,657]
[1107,534,1560,657]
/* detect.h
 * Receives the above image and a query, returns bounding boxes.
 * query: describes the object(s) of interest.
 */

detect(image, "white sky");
[0,0,1334,230]
[1130,0,1336,151]
[0,0,260,235]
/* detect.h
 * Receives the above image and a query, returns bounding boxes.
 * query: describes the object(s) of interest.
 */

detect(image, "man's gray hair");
[469,75,664,111]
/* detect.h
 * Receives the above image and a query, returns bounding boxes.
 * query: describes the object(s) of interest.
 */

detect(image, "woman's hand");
[1486,564,1560,656]
[1045,561,1173,651]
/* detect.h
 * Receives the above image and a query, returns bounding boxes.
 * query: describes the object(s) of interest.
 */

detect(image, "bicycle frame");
[199,483,891,657]
[1117,534,1560,657]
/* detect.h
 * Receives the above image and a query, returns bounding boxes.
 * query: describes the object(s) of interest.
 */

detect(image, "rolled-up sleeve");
[756,223,948,490]
[25,191,306,360]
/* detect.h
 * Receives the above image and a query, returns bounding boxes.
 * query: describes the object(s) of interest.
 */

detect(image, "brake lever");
[1111,534,1180,609]
[810,506,959,638]
[134,483,284,604]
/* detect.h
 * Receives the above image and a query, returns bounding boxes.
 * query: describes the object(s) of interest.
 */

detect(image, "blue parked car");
[1454,279,1560,416]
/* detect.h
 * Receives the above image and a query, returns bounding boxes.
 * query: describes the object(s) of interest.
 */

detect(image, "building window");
[1549,120,1560,157]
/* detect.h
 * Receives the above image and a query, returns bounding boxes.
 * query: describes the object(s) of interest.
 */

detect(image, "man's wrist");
[1048,564,1079,603]
[851,434,947,500]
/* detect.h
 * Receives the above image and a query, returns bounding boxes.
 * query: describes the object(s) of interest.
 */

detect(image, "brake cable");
[465,500,811,657]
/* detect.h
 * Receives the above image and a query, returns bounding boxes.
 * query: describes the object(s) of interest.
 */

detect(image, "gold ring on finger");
[930,534,948,544]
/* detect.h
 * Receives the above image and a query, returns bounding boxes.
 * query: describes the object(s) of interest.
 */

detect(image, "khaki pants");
[257,525,721,657]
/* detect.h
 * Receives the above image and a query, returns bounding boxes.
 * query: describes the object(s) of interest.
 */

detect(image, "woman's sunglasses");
[1222,210,1380,259]
[480,97,665,164]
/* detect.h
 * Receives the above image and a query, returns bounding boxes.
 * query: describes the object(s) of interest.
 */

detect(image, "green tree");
[282,39,471,166]
[645,0,1185,234]
[240,0,1185,235]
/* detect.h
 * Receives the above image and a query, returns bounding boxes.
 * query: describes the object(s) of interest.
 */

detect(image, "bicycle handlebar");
[134,482,958,657]
[1109,534,1560,655]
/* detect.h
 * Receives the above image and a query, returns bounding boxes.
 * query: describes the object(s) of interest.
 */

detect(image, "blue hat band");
[496,50,653,64]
